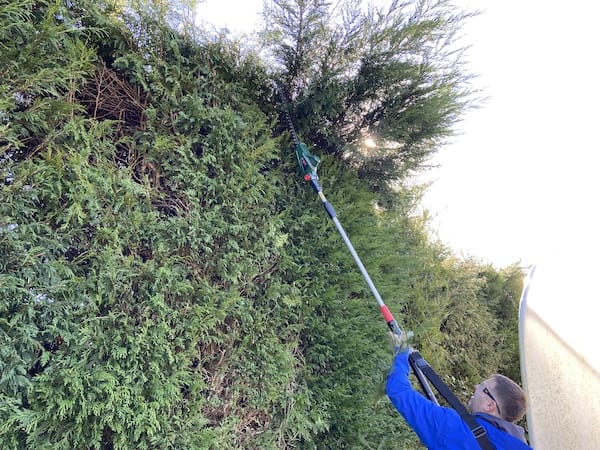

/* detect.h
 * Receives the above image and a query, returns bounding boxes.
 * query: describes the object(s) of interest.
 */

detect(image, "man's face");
[468,379,499,415]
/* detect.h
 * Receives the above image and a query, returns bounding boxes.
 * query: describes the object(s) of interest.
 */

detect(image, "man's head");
[468,374,527,423]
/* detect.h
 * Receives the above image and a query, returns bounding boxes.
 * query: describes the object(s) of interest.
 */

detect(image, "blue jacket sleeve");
[386,350,463,448]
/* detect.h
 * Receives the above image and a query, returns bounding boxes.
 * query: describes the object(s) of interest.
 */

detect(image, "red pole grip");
[380,304,395,323]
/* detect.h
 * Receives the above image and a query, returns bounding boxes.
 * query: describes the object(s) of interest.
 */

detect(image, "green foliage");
[477,264,524,383]
[0,0,523,449]
[0,0,98,157]
[263,0,478,193]
[1,1,288,447]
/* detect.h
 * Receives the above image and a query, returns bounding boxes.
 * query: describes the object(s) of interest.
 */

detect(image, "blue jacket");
[386,351,533,450]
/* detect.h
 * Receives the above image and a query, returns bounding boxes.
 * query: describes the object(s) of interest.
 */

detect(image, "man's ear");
[483,398,497,414]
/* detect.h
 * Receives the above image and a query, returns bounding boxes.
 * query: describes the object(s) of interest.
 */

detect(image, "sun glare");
[364,138,377,148]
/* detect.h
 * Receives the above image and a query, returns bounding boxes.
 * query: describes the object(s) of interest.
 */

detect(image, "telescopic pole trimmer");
[275,84,401,335]
[275,82,438,404]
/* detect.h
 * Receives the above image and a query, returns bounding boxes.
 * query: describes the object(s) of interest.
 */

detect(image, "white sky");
[195,0,600,268]
[422,0,600,268]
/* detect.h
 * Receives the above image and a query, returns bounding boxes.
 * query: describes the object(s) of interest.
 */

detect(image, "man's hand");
[389,330,413,353]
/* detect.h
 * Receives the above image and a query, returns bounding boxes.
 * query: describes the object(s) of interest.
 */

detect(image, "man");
[386,349,533,449]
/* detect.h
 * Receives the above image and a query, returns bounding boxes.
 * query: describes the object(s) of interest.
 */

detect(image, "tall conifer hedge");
[1,1,523,449]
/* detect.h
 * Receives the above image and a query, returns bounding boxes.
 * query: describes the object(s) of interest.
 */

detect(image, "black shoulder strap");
[408,351,496,450]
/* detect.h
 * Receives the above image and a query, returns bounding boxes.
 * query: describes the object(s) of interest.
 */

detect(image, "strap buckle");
[472,425,487,439]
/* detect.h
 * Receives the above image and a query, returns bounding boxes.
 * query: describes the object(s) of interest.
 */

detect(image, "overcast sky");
[420,0,599,268]
[195,0,600,268]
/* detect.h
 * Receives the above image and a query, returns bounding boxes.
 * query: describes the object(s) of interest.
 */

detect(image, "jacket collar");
[475,413,528,443]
